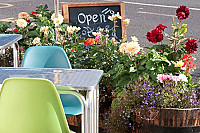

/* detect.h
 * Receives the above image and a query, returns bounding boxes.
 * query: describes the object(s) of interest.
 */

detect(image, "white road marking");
[105,0,200,11]
[0,3,13,9]
[138,11,176,17]
[0,17,14,22]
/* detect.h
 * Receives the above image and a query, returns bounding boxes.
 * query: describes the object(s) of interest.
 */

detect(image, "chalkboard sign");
[62,2,126,40]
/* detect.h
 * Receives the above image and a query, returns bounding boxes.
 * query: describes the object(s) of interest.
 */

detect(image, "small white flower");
[32,37,40,45]
[131,36,138,42]
[73,26,81,32]
[123,18,130,26]
[179,74,188,82]
[37,14,42,17]
[130,67,136,72]
[67,26,74,34]
[51,13,64,21]
[174,60,184,68]
[54,17,63,27]
[92,32,101,36]
[99,28,104,33]
[40,26,48,33]
[105,29,109,34]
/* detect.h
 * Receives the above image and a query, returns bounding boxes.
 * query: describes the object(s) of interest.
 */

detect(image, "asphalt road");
[0,0,200,76]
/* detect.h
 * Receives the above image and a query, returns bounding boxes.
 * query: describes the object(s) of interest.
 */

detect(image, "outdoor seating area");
[0,1,200,133]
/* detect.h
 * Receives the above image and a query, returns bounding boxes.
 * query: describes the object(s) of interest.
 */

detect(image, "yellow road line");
[0,3,13,9]
[0,17,14,22]
[138,11,176,17]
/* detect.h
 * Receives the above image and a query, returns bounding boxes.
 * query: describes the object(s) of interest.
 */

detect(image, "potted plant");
[104,5,200,133]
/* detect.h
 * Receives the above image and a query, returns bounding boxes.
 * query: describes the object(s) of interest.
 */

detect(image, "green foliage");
[0,22,11,33]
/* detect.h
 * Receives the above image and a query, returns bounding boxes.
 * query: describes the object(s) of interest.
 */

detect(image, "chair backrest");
[21,46,72,68]
[0,78,71,133]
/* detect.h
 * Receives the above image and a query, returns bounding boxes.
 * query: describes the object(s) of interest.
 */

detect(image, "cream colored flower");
[67,26,75,34]
[16,19,27,28]
[73,26,81,33]
[40,26,48,33]
[119,43,127,54]
[123,18,130,26]
[125,42,141,56]
[108,15,115,21]
[174,60,186,70]
[111,37,116,44]
[54,17,63,27]
[174,60,184,67]
[92,32,101,36]
[115,12,122,19]
[131,36,138,42]
[105,29,109,34]
[44,32,48,37]
[51,13,64,21]
[108,12,122,21]
[105,34,109,38]
[99,28,104,33]
[37,14,42,17]
[18,12,30,19]
[32,37,40,45]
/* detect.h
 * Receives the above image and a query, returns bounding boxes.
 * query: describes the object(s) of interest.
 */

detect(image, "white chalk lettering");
[77,12,107,25]
[86,14,92,25]
[78,13,86,24]
[99,14,106,23]
[93,14,98,23]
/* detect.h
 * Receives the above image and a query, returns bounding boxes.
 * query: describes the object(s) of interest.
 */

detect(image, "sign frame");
[61,2,126,39]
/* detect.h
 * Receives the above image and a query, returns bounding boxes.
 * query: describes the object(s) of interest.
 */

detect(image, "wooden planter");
[136,108,200,133]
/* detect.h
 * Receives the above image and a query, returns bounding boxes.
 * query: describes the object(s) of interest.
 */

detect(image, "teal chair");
[21,46,85,127]
[0,78,77,133]
[21,46,71,68]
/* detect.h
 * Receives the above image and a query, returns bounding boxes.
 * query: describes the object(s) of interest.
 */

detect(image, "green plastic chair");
[0,78,75,133]
[21,46,87,132]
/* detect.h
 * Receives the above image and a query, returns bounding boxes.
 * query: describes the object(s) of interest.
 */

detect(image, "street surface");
[0,0,200,77]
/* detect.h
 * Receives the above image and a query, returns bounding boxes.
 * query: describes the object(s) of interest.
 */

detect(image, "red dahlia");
[84,38,95,46]
[156,24,167,31]
[185,39,198,54]
[146,28,163,43]
[176,5,190,20]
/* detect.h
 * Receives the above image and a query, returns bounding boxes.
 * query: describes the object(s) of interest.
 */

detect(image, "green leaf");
[179,27,187,35]
[152,59,162,62]
[181,24,187,28]
[146,60,153,69]
[28,31,39,37]
[117,75,130,87]
[138,66,145,70]
[161,57,171,65]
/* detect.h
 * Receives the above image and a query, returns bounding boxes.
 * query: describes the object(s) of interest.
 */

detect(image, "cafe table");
[0,67,103,133]
[0,34,22,67]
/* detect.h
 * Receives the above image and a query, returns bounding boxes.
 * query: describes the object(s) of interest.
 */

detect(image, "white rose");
[16,19,27,28]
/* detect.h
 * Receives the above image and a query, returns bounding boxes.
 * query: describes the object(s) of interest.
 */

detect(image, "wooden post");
[54,0,59,41]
